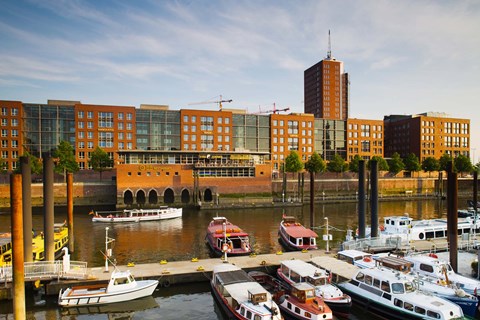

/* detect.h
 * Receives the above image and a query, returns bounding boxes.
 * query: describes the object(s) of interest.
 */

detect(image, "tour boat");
[277,259,351,318]
[205,216,252,256]
[210,263,282,320]
[0,234,12,266]
[58,269,158,307]
[348,253,479,317]
[1,222,68,266]
[360,215,480,242]
[278,215,318,251]
[90,206,182,223]
[404,254,480,297]
[336,249,379,269]
[337,266,467,320]
[249,270,333,320]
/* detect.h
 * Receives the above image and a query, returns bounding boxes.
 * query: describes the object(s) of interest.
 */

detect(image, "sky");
[1,0,479,161]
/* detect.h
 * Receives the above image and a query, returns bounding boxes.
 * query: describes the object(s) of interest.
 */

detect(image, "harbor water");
[0,197,469,319]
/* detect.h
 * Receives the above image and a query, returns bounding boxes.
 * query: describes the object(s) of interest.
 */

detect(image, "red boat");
[278,215,318,251]
[205,216,252,256]
[249,271,332,320]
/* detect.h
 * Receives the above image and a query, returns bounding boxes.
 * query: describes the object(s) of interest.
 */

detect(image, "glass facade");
[135,109,180,151]
[232,114,270,153]
[22,104,75,157]
[314,119,346,161]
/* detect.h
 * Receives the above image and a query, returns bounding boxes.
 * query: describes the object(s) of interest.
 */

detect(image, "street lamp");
[323,217,332,253]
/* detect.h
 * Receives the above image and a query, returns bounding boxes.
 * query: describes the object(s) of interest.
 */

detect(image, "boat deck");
[68,285,107,297]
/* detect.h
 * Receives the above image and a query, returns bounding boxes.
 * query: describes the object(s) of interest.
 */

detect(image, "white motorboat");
[404,254,480,297]
[91,206,182,223]
[337,266,466,319]
[276,259,351,318]
[58,269,158,307]
[211,263,282,320]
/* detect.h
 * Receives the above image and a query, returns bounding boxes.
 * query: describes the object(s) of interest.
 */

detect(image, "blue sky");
[1,1,480,161]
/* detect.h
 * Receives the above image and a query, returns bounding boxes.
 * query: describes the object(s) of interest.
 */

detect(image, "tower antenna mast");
[327,29,332,59]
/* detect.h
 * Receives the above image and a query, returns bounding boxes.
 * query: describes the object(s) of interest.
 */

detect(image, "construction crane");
[253,103,290,115]
[188,95,233,111]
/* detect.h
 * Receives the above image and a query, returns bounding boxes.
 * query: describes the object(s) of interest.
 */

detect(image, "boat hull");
[210,284,243,320]
[58,280,158,307]
[92,208,182,223]
[278,231,317,251]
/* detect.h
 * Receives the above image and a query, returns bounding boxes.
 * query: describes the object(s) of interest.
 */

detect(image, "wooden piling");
[11,174,26,319]
[358,160,366,239]
[43,155,54,261]
[447,161,458,272]
[67,173,74,252]
[20,156,32,262]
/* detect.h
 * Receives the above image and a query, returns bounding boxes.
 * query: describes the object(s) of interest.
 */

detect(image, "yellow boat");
[0,222,69,266]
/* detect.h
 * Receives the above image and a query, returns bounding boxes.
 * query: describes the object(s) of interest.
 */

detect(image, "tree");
[305,152,325,229]
[454,154,473,176]
[439,153,453,172]
[0,158,7,173]
[404,153,421,176]
[387,152,405,175]
[285,151,303,173]
[53,140,79,181]
[421,157,440,177]
[89,147,113,180]
[14,151,43,175]
[368,156,389,171]
[327,154,347,173]
[348,155,361,173]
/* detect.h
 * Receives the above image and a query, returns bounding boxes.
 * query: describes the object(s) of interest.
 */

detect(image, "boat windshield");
[404,281,415,293]
[392,282,415,294]
[305,289,315,299]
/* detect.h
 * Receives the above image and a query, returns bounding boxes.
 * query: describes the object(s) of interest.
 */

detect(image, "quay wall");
[0,174,477,209]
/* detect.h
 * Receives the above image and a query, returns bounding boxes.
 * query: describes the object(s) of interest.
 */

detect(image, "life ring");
[428,253,438,259]
[379,224,385,231]
[222,243,231,253]
[162,280,170,288]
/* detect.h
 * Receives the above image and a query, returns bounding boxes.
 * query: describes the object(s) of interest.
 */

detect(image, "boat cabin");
[279,260,329,286]
[109,271,137,292]
[291,283,315,303]
[352,268,446,319]
[375,256,412,273]
[383,216,412,234]
[248,289,267,305]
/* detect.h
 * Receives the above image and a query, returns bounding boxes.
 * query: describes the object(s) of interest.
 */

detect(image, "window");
[1,119,7,126]
[118,113,124,120]
[126,113,132,120]
[11,108,18,116]
[1,151,7,158]
[87,111,93,119]
[78,131,84,139]
[126,123,132,130]
[98,112,113,128]
[127,133,132,140]
[118,142,124,149]
[11,140,18,148]
[12,151,18,159]
[1,108,7,116]
[88,121,93,129]
[183,115,189,122]
[118,132,124,140]
[11,129,18,137]
[1,129,6,137]
[87,132,93,139]
[78,111,84,118]
[11,119,18,126]
[78,152,85,159]
[78,121,84,129]
[87,142,94,149]
[118,122,124,130]
[78,142,85,149]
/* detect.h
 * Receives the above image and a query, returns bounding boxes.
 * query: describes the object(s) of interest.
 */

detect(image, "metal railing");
[0,261,88,284]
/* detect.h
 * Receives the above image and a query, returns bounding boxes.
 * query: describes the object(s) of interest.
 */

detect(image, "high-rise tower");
[304,31,349,120]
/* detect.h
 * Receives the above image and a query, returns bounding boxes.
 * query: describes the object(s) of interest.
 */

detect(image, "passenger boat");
[347,252,479,317]
[249,270,333,320]
[205,216,252,256]
[90,206,182,223]
[0,233,12,266]
[277,259,351,318]
[337,266,468,319]
[363,215,480,242]
[336,249,378,269]
[404,254,480,297]
[58,269,158,307]
[278,215,318,251]
[0,222,69,266]
[210,263,283,320]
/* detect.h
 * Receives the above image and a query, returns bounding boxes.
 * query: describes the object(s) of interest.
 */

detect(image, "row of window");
[78,111,133,120]
[77,121,133,130]
[1,108,19,116]
[1,150,19,159]
[1,140,18,148]
[1,129,19,137]
[1,118,19,126]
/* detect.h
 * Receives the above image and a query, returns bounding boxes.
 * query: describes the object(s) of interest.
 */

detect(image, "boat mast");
[104,227,115,272]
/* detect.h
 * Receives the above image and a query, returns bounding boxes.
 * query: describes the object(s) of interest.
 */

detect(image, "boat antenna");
[100,250,119,271]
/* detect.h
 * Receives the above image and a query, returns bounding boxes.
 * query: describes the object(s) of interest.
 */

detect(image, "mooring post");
[370,160,379,238]
[67,173,74,252]
[447,161,458,272]
[358,160,366,239]
[11,173,26,319]
[20,156,33,262]
[43,155,55,261]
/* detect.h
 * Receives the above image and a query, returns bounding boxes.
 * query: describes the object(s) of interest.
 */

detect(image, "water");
[0,198,462,319]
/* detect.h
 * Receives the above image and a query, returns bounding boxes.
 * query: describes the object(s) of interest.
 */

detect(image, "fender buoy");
[363,256,372,262]
[162,280,170,288]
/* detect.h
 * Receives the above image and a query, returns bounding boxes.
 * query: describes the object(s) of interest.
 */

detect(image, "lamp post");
[105,227,109,272]
[324,217,330,253]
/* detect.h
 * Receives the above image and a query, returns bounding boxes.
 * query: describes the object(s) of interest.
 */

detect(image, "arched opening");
[148,190,158,205]
[181,189,190,204]
[136,189,146,206]
[164,188,175,204]
[123,190,133,206]
[204,188,213,202]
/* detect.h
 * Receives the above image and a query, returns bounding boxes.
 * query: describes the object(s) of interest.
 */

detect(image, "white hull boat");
[58,270,158,307]
[91,207,182,223]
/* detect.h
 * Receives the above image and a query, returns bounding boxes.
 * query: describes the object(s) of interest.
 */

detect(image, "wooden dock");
[45,250,358,296]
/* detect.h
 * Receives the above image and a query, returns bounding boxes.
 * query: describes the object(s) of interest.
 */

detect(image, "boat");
[90,206,182,223]
[249,270,333,320]
[0,233,12,266]
[362,215,480,242]
[58,269,158,307]
[345,252,479,317]
[0,222,69,266]
[276,259,351,318]
[60,295,159,316]
[336,249,379,269]
[337,266,468,319]
[210,263,283,320]
[278,215,318,251]
[404,254,480,297]
[205,216,252,256]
